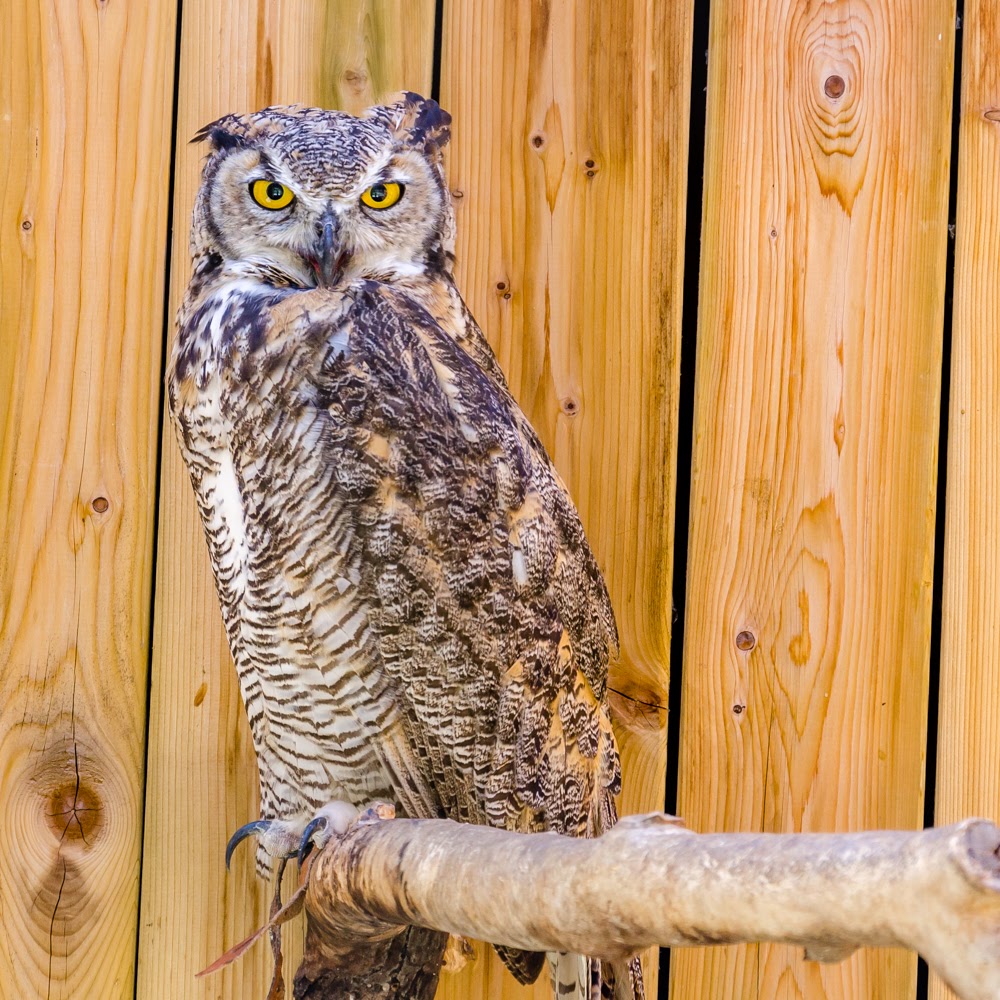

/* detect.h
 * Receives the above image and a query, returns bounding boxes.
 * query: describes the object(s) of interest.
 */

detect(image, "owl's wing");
[295,280,622,839]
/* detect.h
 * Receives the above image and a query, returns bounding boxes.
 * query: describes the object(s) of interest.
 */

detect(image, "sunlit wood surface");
[931,1,1000,997]
[0,1,177,997]
[673,0,955,997]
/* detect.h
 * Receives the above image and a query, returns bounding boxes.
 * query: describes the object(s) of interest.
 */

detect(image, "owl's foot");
[297,800,366,863]
[224,801,361,871]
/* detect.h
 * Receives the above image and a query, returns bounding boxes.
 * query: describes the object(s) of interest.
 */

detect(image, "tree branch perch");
[296,812,1000,1000]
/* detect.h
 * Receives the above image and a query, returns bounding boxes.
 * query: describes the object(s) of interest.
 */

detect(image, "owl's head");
[190,94,453,288]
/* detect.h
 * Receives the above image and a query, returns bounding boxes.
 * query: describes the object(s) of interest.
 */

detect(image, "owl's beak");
[311,208,349,288]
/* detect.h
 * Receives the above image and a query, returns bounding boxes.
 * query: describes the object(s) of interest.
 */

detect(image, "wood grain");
[438,1,693,996]
[672,1,954,998]
[135,3,435,998]
[931,2,1000,997]
[0,1,177,997]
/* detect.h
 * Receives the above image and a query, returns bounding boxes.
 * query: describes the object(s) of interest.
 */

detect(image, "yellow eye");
[249,179,295,210]
[360,181,404,210]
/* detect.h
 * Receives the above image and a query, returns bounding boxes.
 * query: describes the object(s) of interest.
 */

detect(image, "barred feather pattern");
[168,98,644,1000]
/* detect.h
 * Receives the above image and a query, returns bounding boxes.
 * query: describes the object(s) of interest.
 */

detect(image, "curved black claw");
[226,819,274,871]
[297,815,329,867]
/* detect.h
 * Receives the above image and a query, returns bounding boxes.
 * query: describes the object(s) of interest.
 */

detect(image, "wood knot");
[342,68,368,93]
[91,496,109,514]
[823,74,846,100]
[47,781,103,844]
[732,704,745,715]
[984,108,1000,123]
[530,132,546,150]
[834,418,846,451]
[21,219,32,231]
[560,397,579,416]
[803,12,865,212]
[735,630,756,651]
[607,684,668,732]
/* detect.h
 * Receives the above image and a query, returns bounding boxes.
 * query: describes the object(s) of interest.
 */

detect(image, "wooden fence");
[0,1,991,998]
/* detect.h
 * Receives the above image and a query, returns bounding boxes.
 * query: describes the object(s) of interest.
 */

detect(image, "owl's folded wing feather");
[294,280,622,840]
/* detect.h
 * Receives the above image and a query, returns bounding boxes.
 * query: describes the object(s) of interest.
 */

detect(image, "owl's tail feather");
[602,955,646,1000]
[547,952,593,1000]
[545,952,646,1000]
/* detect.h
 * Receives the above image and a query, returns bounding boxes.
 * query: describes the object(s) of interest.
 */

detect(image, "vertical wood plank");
[437,1,693,996]
[673,1,954,998]
[0,1,178,997]
[136,3,435,998]
[931,3,1000,997]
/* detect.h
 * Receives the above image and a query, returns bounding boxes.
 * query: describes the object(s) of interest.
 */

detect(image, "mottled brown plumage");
[168,94,643,1000]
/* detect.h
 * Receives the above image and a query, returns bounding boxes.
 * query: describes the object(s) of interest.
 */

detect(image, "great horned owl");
[168,93,643,1000]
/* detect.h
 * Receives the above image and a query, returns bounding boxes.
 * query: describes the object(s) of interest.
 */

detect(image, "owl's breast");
[169,285,405,811]
[170,349,257,664]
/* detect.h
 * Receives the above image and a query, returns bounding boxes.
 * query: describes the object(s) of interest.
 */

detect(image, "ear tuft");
[387,93,452,156]
[190,115,247,151]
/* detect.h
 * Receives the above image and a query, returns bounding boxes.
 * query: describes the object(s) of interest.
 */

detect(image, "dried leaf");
[196,856,313,979]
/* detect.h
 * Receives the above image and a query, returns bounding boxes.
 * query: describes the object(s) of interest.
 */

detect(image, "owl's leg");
[225,800,361,870]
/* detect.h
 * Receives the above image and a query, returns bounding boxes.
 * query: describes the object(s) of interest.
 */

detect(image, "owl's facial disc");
[200,104,452,287]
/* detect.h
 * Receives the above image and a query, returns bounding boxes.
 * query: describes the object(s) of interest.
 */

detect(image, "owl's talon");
[297,815,327,866]
[297,801,362,864]
[225,819,275,870]
[225,817,307,870]
[225,803,361,872]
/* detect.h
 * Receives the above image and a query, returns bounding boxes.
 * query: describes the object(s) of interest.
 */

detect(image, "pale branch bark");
[296,812,1000,1000]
